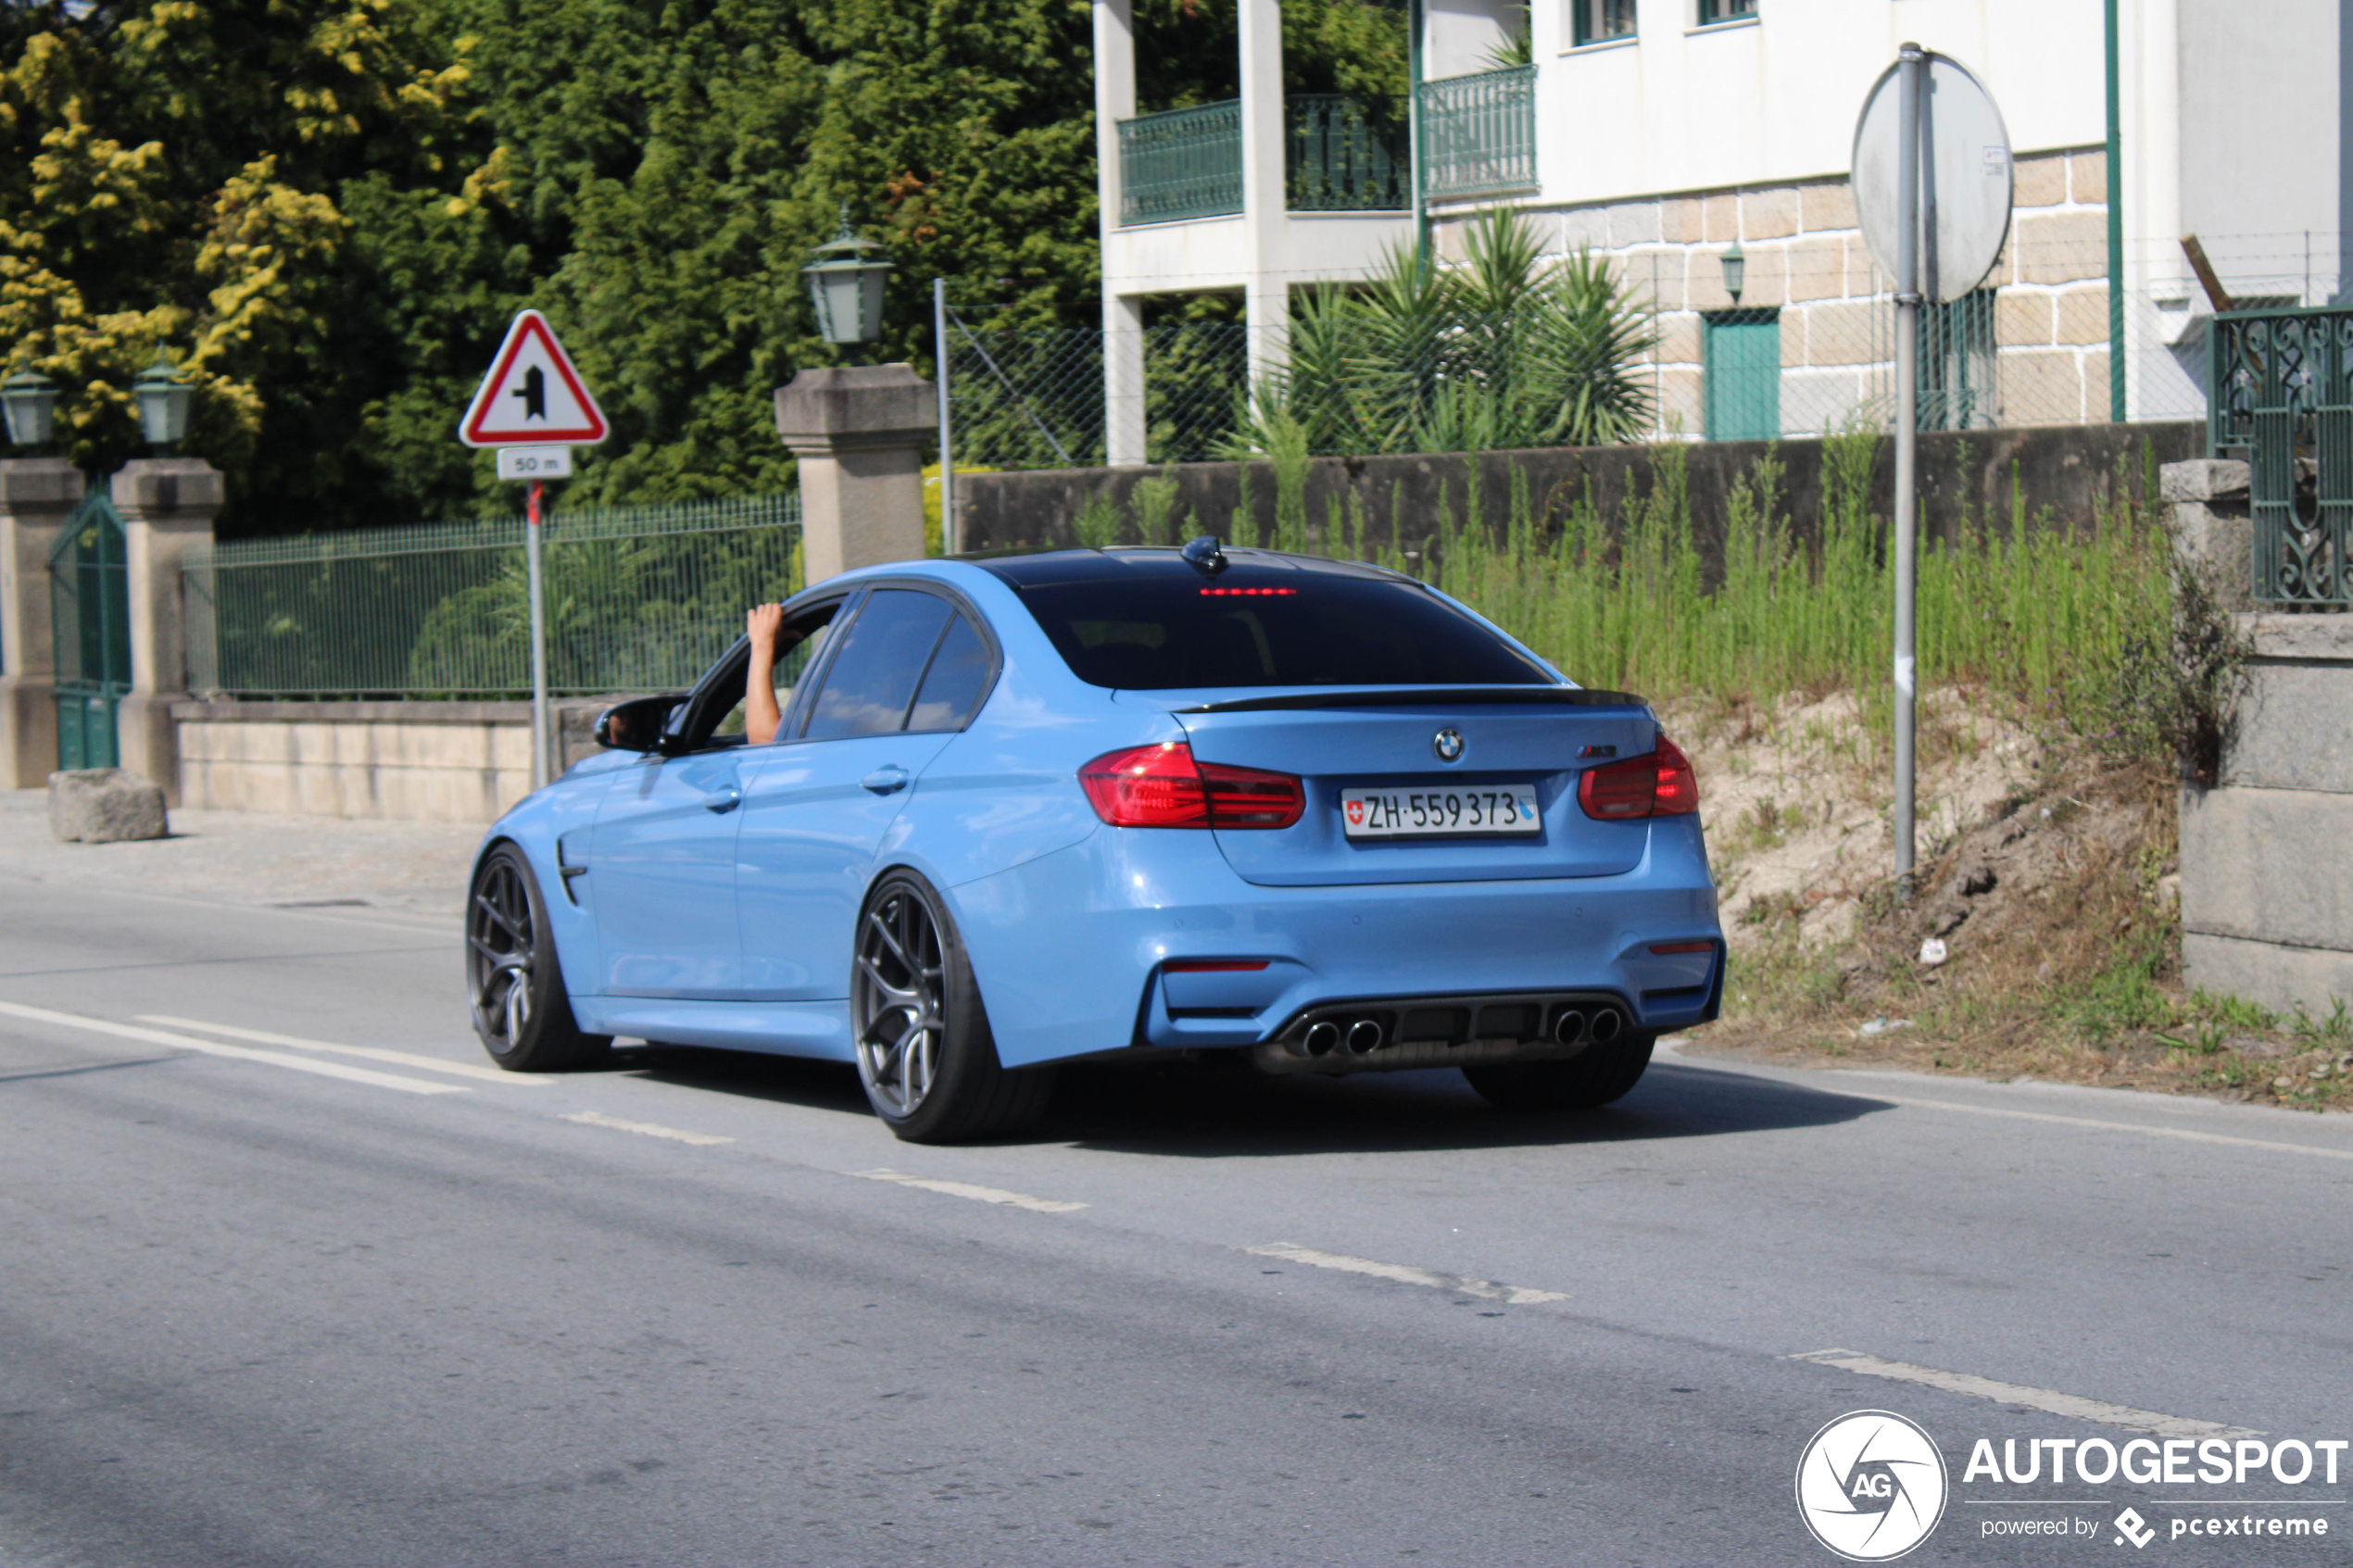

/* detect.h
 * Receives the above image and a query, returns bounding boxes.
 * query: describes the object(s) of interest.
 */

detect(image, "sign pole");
[934,278,957,557]
[527,479,550,790]
[1893,42,1923,887]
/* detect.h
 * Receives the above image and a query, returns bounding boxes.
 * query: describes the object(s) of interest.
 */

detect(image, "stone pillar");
[0,458,83,788]
[112,458,223,804]
[774,365,934,583]
[1094,0,1150,469]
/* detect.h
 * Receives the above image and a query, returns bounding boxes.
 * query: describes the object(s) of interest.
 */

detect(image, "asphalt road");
[3,870,2348,1567]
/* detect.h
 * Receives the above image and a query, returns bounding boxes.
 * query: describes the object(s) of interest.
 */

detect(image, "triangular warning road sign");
[459,310,610,447]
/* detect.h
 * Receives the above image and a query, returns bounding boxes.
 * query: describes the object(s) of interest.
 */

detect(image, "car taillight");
[1577,734,1700,821]
[1078,743,1304,830]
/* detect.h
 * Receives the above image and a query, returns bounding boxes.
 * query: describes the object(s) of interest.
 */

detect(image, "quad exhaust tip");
[1343,1018,1384,1056]
[1591,1008,1623,1045]
[1552,1009,1588,1046]
[1302,1020,1341,1058]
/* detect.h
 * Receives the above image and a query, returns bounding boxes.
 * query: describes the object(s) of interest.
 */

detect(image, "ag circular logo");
[1794,1410,1948,1562]
[1432,727,1465,762]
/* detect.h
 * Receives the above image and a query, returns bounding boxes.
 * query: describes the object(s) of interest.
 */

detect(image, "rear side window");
[907,614,991,731]
[1014,574,1549,689]
[800,590,956,739]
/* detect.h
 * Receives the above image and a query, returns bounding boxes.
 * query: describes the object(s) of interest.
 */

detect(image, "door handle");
[702,787,741,814]
[861,766,910,796]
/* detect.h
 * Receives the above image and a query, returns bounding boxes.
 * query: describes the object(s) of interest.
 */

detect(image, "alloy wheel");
[468,856,535,1048]
[853,884,949,1119]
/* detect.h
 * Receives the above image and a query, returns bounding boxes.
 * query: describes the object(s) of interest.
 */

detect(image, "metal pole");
[934,277,957,556]
[1408,0,1427,268]
[1894,43,1922,886]
[527,478,549,790]
[2104,0,2126,421]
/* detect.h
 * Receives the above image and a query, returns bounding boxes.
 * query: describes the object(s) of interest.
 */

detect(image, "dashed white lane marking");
[1247,1242,1567,1305]
[0,1001,466,1097]
[560,1110,735,1146]
[1875,1094,2353,1163]
[1787,1348,2260,1439]
[855,1169,1088,1212]
[137,1016,551,1086]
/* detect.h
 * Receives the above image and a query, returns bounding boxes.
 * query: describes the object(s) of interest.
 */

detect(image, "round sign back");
[1851,51,2014,304]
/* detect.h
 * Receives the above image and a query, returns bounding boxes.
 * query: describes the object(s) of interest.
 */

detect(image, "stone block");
[1995,348,2088,425]
[2161,458,2250,503]
[1692,246,1780,311]
[107,458,226,516]
[1656,369,1705,437]
[2015,211,2108,284]
[2070,148,2108,206]
[1701,193,1738,243]
[1780,314,1806,369]
[1740,185,1798,241]
[2054,287,2113,345]
[1606,200,1661,246]
[2179,784,2353,950]
[2183,931,2353,1022]
[1846,235,1885,296]
[2011,153,2068,207]
[1996,291,2054,347]
[1797,301,1878,367]
[1620,249,1686,310]
[1655,311,1703,368]
[2228,650,2353,792]
[1557,206,1610,251]
[773,365,936,452]
[48,768,169,843]
[1660,196,1705,243]
[1783,236,1844,302]
[1800,181,1858,233]
[2170,505,2255,615]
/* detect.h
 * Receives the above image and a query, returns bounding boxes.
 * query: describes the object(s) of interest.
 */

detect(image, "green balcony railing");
[1286,94,1408,211]
[1119,100,1243,225]
[2210,303,2353,606]
[1417,65,1537,201]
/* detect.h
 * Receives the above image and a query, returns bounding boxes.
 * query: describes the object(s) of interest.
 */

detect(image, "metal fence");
[1418,66,1537,201]
[943,308,1247,470]
[2209,302,2353,606]
[185,494,801,699]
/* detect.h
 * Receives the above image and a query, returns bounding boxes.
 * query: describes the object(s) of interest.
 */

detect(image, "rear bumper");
[942,816,1720,1070]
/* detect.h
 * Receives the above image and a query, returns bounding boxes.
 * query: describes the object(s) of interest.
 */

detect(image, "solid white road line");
[560,1110,735,1147]
[0,1001,466,1097]
[854,1169,1088,1212]
[1874,1094,2353,1162]
[135,1015,550,1086]
[1786,1348,2261,1439]
[1247,1242,1568,1305]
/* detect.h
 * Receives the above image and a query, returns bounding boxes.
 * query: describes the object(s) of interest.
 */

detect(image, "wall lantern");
[134,353,194,453]
[802,210,894,345]
[0,369,58,449]
[1720,242,1746,307]
[1713,242,1750,305]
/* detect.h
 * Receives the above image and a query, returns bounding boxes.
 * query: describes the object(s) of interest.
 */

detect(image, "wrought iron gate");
[50,490,130,769]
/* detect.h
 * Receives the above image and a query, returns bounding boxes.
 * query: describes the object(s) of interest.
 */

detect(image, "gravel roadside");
[0,789,484,922]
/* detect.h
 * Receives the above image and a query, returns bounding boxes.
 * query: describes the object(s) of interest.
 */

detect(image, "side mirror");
[594,693,688,754]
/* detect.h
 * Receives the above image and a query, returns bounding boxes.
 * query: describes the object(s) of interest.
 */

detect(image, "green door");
[50,491,131,770]
[1705,310,1780,441]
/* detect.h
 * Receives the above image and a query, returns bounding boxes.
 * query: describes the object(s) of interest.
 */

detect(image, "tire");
[467,843,610,1072]
[1463,1032,1655,1113]
[851,870,1053,1143]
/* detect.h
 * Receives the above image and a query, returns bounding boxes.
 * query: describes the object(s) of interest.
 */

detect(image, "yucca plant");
[1227,207,1657,458]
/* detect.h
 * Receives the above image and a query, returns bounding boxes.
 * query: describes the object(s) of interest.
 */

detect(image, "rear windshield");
[1013,573,1551,689]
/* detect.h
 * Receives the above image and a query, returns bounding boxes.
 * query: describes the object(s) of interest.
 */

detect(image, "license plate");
[1340,786,1541,838]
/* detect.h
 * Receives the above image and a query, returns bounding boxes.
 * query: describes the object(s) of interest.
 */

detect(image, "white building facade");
[1093,0,2347,457]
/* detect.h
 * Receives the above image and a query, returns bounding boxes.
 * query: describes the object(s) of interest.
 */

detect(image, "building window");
[1705,309,1780,440]
[1696,0,1755,22]
[1572,0,1637,46]
[1919,289,1995,432]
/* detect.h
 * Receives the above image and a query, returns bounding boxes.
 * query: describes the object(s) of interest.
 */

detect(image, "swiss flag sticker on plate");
[1345,800,1365,825]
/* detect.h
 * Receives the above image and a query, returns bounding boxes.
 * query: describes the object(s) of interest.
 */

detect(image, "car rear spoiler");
[1175,686,1645,714]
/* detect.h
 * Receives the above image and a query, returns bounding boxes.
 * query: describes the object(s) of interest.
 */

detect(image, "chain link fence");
[185,494,800,700]
[943,308,1246,470]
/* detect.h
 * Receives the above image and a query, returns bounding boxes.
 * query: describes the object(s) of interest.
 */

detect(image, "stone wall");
[172,699,621,824]
[2169,464,2353,1019]
[1433,148,2118,434]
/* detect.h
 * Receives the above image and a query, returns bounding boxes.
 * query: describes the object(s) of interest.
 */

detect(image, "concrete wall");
[958,421,2202,579]
[172,700,621,825]
[2171,461,2353,1018]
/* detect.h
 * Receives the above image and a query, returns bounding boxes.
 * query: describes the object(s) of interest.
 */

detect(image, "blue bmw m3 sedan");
[464,541,1723,1141]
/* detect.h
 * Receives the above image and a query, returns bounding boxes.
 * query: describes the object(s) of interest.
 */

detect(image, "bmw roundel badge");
[1433,727,1465,762]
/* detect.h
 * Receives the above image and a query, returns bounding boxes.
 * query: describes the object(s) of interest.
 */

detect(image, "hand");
[746,602,785,662]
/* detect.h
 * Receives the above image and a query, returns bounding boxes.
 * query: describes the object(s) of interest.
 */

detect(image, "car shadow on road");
[601,1043,878,1119]
[1048,1055,1892,1157]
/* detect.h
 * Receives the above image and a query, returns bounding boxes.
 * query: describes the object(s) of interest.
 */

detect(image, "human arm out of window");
[744,603,786,744]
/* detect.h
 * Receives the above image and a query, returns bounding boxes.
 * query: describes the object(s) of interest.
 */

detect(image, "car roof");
[974,546,1419,590]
